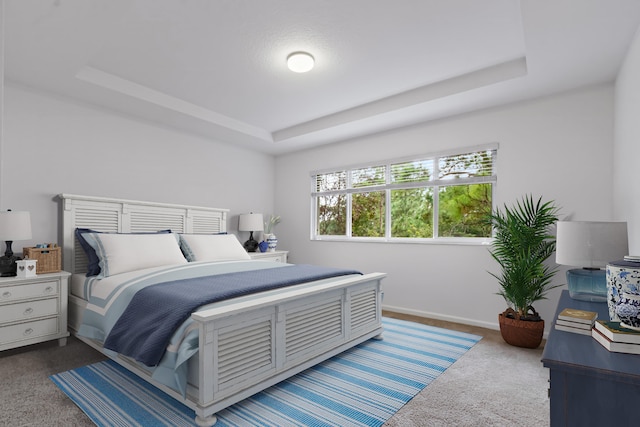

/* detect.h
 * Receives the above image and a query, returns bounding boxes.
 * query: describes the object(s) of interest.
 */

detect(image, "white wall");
[275,85,616,332]
[614,26,640,253]
[0,83,275,251]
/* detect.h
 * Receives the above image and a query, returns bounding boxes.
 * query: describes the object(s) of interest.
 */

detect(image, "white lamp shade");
[0,211,32,241]
[238,213,264,232]
[556,221,628,268]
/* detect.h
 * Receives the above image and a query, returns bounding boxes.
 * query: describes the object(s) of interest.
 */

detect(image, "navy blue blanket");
[104,264,361,366]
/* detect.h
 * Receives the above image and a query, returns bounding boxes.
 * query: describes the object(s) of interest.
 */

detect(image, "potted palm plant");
[487,195,562,348]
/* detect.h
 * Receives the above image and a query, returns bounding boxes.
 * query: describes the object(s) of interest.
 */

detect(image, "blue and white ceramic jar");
[615,292,640,330]
[266,234,278,252]
[607,261,640,320]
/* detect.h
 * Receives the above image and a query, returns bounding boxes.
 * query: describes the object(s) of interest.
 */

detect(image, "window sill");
[311,236,492,246]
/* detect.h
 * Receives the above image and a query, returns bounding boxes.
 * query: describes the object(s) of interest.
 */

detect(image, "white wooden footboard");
[188,272,385,425]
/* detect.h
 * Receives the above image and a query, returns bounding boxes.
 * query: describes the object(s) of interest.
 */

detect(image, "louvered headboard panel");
[59,194,229,274]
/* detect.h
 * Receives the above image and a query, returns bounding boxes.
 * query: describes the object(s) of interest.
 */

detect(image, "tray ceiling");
[5,0,640,154]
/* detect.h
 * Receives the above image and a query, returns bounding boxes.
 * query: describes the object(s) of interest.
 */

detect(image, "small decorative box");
[16,259,38,278]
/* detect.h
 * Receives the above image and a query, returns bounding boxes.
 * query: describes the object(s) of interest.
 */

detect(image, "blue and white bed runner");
[52,317,482,427]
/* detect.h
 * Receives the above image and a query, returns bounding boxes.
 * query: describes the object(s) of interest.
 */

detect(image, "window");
[311,144,497,242]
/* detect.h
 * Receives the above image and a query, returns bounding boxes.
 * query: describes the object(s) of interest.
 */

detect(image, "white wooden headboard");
[59,194,229,274]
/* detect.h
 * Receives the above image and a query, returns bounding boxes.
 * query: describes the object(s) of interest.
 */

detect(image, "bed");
[59,193,386,426]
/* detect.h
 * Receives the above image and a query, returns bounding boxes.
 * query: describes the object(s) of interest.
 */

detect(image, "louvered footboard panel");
[285,298,343,360]
[350,288,378,331]
[216,317,275,391]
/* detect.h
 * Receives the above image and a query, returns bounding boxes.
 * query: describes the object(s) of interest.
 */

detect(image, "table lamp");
[238,213,263,252]
[556,221,628,302]
[0,210,33,277]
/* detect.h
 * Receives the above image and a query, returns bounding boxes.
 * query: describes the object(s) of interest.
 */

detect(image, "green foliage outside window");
[439,183,492,237]
[312,146,496,240]
[352,191,385,237]
[391,188,433,238]
[317,194,346,235]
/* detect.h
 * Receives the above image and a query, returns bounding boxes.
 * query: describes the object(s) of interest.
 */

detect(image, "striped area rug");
[51,318,481,427]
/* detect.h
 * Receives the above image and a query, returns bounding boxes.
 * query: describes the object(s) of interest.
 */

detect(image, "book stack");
[592,320,640,354]
[554,308,597,335]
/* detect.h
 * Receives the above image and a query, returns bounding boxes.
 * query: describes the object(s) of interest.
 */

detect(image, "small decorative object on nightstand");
[264,214,281,253]
[0,271,71,351]
[266,234,278,252]
[0,210,32,277]
[16,259,37,278]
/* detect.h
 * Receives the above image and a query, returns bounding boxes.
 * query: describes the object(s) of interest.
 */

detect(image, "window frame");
[310,143,498,245]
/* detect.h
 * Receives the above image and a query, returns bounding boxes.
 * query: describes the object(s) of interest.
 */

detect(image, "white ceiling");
[5,0,640,155]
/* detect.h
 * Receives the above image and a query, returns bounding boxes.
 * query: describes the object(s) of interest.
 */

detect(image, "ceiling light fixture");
[287,52,314,73]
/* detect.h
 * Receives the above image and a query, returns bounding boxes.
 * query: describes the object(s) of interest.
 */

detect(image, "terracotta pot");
[498,308,545,349]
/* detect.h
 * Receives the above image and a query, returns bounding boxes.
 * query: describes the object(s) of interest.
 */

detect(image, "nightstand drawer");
[271,254,287,263]
[0,317,59,345]
[0,281,58,302]
[249,250,288,263]
[0,298,58,324]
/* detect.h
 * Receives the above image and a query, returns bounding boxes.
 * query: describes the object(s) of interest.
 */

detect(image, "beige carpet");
[382,313,550,426]
[0,313,549,427]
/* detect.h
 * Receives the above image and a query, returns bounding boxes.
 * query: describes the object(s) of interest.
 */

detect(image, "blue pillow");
[75,228,172,276]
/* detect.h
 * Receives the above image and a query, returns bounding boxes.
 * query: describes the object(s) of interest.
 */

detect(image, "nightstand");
[249,250,288,263]
[0,271,71,351]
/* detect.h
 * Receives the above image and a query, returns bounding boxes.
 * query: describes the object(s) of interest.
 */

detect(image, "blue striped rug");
[51,318,481,427]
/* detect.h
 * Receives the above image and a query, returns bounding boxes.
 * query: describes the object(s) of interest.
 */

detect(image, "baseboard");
[382,304,500,332]
[381,304,551,340]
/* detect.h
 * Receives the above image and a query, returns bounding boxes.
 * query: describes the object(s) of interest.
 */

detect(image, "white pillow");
[82,233,188,278]
[179,234,251,262]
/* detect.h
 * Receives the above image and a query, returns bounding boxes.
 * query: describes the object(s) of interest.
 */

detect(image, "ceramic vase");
[606,262,640,320]
[266,234,278,252]
[615,292,640,330]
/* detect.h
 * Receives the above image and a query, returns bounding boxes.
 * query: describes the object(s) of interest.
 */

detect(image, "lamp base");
[567,268,607,302]
[243,232,259,253]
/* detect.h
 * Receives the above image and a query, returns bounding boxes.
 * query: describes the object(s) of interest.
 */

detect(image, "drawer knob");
[24,307,34,316]
[2,291,10,298]
[44,286,54,294]
[24,328,33,336]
